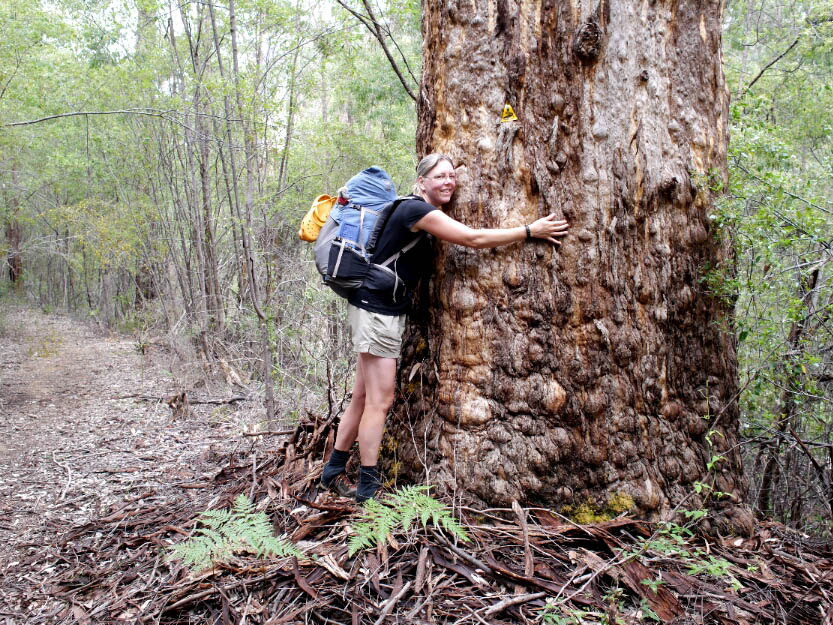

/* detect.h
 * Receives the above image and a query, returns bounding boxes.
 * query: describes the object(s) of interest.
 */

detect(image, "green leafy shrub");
[627,520,742,593]
[27,330,63,358]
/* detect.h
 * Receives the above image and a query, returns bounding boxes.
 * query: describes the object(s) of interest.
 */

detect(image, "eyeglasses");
[428,173,457,182]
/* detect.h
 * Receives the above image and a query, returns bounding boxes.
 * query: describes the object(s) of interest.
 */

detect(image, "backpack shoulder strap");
[365,195,412,252]
[374,195,430,266]
[377,232,426,268]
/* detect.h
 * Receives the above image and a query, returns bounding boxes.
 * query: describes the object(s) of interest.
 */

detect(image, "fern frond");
[167,495,304,572]
[348,517,378,555]
[348,485,469,556]
[200,508,232,528]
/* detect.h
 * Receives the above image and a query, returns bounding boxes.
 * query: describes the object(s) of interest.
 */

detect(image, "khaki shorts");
[347,304,407,359]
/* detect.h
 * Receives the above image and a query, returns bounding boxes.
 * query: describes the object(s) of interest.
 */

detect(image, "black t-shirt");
[348,196,437,315]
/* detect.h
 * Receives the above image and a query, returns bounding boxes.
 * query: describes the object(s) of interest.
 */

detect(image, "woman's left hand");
[529,214,569,245]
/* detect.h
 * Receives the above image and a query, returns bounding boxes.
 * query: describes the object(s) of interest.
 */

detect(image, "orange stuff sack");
[298,194,337,242]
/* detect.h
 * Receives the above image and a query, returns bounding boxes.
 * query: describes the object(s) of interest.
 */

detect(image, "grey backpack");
[313,196,424,301]
[312,167,425,301]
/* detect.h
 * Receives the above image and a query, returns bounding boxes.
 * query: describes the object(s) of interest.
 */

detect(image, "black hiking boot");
[320,472,357,498]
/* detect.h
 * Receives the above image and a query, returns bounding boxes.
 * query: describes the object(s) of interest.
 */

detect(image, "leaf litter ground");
[1,301,832,624]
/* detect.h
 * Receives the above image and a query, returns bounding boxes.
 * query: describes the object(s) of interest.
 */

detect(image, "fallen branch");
[242,429,294,437]
[51,451,72,501]
[484,591,547,616]
[373,580,412,625]
[110,393,247,405]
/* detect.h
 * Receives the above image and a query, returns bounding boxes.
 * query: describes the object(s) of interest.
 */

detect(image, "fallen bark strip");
[429,547,486,587]
[618,558,682,621]
[292,557,318,599]
[479,552,563,594]
[292,493,355,513]
[429,528,491,577]
[512,500,534,581]
[158,563,295,615]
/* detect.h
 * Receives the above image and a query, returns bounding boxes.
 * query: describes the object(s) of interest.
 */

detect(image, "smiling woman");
[319,153,570,503]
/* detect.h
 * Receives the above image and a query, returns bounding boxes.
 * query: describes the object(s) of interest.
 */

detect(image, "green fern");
[348,485,469,556]
[168,494,304,572]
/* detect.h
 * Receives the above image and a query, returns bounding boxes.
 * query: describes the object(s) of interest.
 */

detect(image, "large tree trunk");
[4,164,23,291]
[391,0,751,532]
[5,218,22,288]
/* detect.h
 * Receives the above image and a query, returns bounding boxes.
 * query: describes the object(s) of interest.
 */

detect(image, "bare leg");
[333,358,367,451]
[355,353,397,466]
[325,352,396,501]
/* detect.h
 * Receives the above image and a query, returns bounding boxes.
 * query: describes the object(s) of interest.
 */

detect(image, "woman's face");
[418,159,456,207]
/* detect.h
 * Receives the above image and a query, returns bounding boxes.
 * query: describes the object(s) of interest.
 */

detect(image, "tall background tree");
[721,0,833,532]
[390,0,752,532]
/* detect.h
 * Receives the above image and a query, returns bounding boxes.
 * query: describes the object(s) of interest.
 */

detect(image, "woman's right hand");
[529,214,569,245]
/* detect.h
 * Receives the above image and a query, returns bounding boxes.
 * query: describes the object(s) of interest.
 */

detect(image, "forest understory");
[1,299,832,625]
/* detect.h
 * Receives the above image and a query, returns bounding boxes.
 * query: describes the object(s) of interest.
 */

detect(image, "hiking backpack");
[312,167,424,300]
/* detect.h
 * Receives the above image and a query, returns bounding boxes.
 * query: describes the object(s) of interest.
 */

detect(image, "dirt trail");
[0,300,260,621]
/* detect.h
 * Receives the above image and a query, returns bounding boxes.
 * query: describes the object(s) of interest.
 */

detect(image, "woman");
[320,154,570,502]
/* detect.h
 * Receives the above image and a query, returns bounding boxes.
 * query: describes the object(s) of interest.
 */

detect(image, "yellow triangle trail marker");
[501,103,518,123]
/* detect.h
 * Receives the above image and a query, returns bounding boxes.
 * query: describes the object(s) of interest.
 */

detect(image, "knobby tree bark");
[391,0,751,532]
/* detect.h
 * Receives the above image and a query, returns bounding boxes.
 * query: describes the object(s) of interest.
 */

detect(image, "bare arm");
[414,210,569,249]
